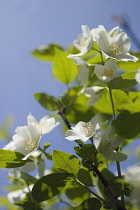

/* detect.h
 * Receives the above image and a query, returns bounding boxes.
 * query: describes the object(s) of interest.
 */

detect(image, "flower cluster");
[3,114,59,160]
[68,24,138,87]
[65,24,137,162]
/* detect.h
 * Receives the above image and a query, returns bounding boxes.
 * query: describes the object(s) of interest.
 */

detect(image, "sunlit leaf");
[0,149,32,168]
[118,52,140,72]
[94,89,133,115]
[52,150,80,176]
[109,71,137,90]
[112,110,140,139]
[65,179,90,204]
[34,93,61,111]
[52,48,78,84]
[31,43,63,62]
[32,173,73,202]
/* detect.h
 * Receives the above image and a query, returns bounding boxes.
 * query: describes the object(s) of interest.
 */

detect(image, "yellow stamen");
[102,69,113,77]
[25,139,36,150]
[109,42,123,56]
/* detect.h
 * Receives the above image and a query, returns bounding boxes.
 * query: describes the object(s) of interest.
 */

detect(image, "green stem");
[100,51,104,65]
[76,178,105,203]
[38,146,50,159]
[107,82,115,120]
[107,83,125,204]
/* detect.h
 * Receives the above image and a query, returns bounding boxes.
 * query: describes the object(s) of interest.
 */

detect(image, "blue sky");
[0,0,140,204]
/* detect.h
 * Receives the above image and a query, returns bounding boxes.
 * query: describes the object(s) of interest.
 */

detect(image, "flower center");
[102,69,113,77]
[25,138,36,150]
[99,140,111,153]
[80,122,94,137]
[79,37,87,47]
[76,63,83,73]
[109,42,123,56]
[36,122,47,130]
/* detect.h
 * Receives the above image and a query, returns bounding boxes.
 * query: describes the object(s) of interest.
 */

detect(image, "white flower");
[135,69,140,84]
[94,60,119,82]
[83,86,107,105]
[91,25,106,42]
[4,125,41,160]
[125,165,140,187]
[65,113,106,142]
[27,113,59,135]
[125,165,140,209]
[68,55,89,86]
[7,185,33,203]
[68,25,93,57]
[95,126,126,161]
[97,28,138,62]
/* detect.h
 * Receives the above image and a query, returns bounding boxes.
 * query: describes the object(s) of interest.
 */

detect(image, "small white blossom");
[68,55,89,86]
[4,125,41,160]
[97,27,138,62]
[94,60,119,82]
[68,25,93,57]
[65,113,106,142]
[135,69,140,84]
[125,165,140,209]
[83,86,106,105]
[91,25,106,42]
[95,126,126,161]
[7,185,33,204]
[27,113,59,135]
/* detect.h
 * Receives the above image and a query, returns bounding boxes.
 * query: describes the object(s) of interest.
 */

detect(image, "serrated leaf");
[32,173,72,202]
[0,149,32,168]
[31,43,63,62]
[34,93,61,111]
[76,197,102,210]
[52,48,78,84]
[52,150,80,176]
[112,110,140,139]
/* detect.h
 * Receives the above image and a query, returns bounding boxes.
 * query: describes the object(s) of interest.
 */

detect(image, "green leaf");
[94,89,133,115]
[43,143,51,151]
[52,150,80,176]
[120,91,140,113]
[20,172,38,185]
[63,86,95,124]
[65,179,90,204]
[109,71,137,90]
[0,149,32,168]
[74,144,96,160]
[76,197,102,210]
[98,168,115,198]
[34,93,61,111]
[15,196,43,210]
[104,177,122,199]
[118,52,140,72]
[52,48,78,84]
[112,110,140,139]
[31,43,63,62]
[77,168,93,186]
[32,173,73,202]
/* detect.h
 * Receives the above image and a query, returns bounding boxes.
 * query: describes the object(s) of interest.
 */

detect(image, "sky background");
[0,0,140,208]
